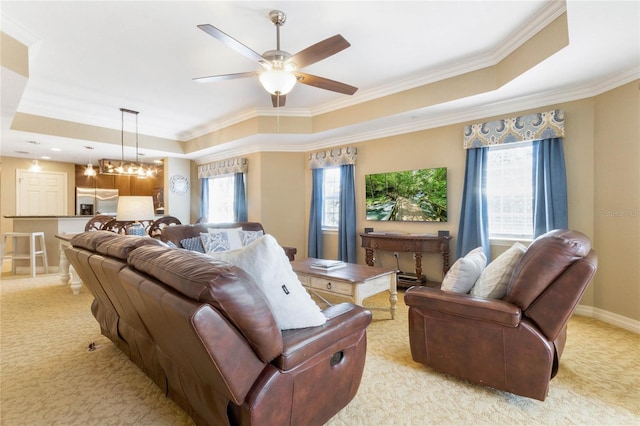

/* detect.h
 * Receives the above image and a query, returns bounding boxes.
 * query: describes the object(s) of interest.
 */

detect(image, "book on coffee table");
[310,260,346,271]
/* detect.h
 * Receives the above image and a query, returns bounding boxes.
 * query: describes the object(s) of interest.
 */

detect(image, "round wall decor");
[169,174,189,194]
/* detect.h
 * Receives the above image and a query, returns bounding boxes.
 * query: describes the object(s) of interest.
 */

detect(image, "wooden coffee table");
[291,258,398,319]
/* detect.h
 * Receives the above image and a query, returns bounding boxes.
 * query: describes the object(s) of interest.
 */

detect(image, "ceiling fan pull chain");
[276,95,281,132]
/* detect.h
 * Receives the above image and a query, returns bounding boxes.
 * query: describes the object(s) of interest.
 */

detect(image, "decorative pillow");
[205,227,243,252]
[239,230,264,246]
[471,242,527,299]
[201,232,234,253]
[207,234,326,330]
[180,236,204,253]
[441,247,487,293]
[158,240,177,249]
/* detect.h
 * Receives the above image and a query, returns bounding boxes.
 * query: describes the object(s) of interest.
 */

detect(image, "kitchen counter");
[4,215,96,219]
[5,216,90,269]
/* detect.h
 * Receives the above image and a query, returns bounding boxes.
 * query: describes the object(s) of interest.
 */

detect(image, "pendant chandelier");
[99,108,158,177]
[83,145,96,176]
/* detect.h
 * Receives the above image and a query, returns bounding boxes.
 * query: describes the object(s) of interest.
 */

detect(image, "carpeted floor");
[1,273,639,425]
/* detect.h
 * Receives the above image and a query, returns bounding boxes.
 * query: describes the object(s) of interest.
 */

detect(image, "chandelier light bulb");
[84,163,96,176]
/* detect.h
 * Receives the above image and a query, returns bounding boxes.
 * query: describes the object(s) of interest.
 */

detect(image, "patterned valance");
[463,109,564,149]
[198,157,247,178]
[308,146,357,169]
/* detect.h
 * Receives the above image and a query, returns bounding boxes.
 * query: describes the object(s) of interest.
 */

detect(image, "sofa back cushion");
[70,230,121,252]
[161,222,265,248]
[95,234,165,260]
[127,245,283,362]
[505,229,592,310]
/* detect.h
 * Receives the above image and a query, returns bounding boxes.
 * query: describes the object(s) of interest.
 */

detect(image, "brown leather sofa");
[160,221,297,260]
[404,229,598,401]
[66,231,371,425]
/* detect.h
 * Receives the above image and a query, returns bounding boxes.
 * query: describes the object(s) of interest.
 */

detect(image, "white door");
[16,170,67,215]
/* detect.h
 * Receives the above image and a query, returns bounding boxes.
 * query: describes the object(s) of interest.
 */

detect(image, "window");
[322,167,341,229]
[207,175,235,222]
[486,142,533,239]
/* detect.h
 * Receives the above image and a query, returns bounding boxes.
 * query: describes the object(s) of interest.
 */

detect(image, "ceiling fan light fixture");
[259,69,296,95]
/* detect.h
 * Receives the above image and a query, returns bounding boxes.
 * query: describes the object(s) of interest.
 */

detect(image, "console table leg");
[414,253,423,283]
[389,275,397,319]
[365,248,374,266]
[442,250,451,275]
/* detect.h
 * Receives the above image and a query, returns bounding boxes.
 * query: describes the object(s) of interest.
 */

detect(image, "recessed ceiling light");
[40,156,51,160]
[51,148,62,152]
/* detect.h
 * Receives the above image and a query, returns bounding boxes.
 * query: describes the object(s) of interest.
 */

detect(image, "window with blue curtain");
[308,147,358,263]
[198,157,248,223]
[459,110,567,259]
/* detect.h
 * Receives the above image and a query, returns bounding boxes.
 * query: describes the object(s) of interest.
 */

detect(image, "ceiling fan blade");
[288,35,351,69]
[294,72,358,95]
[271,94,286,108]
[193,71,258,84]
[197,24,266,64]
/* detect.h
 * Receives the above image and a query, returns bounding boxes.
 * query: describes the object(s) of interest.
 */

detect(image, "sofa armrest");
[274,303,372,371]
[404,286,521,327]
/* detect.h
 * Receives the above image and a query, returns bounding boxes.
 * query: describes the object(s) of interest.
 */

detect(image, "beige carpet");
[1,274,639,425]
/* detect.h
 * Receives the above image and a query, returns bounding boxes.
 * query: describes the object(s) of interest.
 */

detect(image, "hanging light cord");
[121,109,125,164]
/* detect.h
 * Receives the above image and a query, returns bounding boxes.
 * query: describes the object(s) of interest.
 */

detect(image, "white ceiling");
[1,1,638,166]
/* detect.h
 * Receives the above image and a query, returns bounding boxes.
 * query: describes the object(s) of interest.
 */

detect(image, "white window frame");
[486,142,534,242]
[321,167,341,230]
[206,175,235,223]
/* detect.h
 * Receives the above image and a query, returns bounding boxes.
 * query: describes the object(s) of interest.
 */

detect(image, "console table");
[360,232,451,287]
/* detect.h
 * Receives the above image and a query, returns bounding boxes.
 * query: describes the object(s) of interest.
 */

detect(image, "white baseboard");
[575,304,640,334]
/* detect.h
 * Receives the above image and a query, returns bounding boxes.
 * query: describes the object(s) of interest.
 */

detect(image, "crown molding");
[310,0,568,116]
[1,14,41,46]
[194,66,639,163]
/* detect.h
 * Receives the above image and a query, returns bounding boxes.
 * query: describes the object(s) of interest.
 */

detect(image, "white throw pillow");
[441,247,487,293]
[470,242,527,299]
[206,234,326,330]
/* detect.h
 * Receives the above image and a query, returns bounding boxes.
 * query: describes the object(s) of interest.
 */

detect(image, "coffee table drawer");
[310,277,353,296]
[297,274,310,286]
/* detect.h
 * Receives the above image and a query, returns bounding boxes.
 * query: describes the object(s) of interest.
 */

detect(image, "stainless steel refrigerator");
[76,187,119,216]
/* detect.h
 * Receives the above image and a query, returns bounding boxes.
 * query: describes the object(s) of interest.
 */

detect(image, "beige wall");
[298,81,638,322]
[593,81,640,321]
[189,150,307,253]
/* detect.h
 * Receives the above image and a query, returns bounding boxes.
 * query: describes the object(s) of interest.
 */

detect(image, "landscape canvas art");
[365,167,447,222]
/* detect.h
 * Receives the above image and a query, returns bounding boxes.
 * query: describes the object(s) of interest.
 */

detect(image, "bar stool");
[1,232,49,277]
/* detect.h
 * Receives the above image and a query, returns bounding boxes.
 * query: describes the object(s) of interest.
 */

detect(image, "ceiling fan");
[193,10,358,108]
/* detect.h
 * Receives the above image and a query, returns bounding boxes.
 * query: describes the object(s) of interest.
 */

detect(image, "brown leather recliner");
[404,229,598,401]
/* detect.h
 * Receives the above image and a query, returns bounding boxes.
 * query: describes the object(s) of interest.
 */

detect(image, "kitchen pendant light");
[98,108,158,177]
